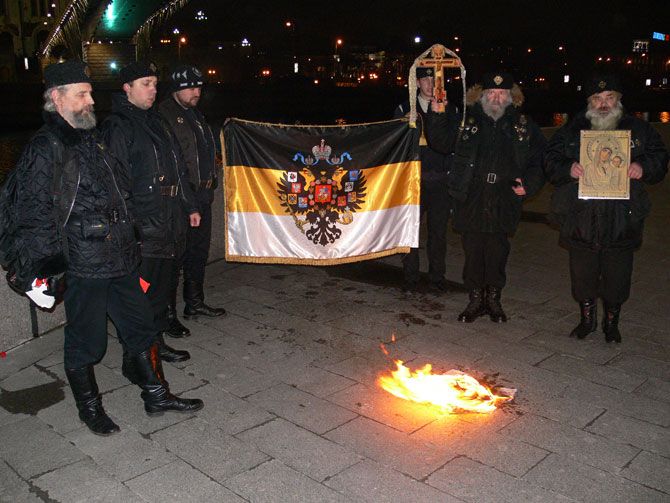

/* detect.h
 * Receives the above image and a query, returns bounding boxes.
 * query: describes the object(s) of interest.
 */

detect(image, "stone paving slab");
[523,453,669,503]
[499,413,640,473]
[151,417,269,482]
[237,417,362,482]
[324,459,461,502]
[224,459,350,503]
[0,416,86,479]
[584,410,670,458]
[0,460,41,503]
[427,456,576,503]
[32,459,143,502]
[124,459,244,502]
[621,450,670,494]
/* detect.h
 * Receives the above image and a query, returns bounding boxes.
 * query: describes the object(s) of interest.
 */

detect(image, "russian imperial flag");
[221,118,420,265]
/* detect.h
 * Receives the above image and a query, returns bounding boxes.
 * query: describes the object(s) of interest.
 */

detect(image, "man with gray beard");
[546,75,668,343]
[11,60,203,436]
[426,72,546,323]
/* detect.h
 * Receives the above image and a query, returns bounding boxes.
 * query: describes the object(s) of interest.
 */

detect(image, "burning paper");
[378,360,515,413]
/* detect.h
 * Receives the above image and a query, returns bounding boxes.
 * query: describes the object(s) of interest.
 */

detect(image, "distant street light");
[178,36,186,60]
[414,36,421,44]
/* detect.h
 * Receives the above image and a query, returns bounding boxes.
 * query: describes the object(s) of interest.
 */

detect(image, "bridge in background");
[41,0,188,81]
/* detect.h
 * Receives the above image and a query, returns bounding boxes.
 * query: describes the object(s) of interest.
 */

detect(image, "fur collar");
[465,83,525,108]
[42,111,85,147]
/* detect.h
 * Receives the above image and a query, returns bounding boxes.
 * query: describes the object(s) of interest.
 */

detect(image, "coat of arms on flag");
[279,139,366,246]
[222,118,421,265]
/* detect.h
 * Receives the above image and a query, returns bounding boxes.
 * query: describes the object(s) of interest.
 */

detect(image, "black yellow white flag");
[222,119,420,265]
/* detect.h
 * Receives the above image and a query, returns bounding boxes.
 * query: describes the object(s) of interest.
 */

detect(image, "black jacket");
[158,96,218,206]
[427,102,546,233]
[102,94,198,259]
[394,98,459,183]
[545,110,668,250]
[14,112,139,289]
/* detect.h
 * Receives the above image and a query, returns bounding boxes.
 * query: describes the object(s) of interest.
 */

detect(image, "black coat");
[394,99,459,183]
[427,102,546,234]
[545,110,668,250]
[102,94,198,259]
[158,96,218,206]
[14,112,138,289]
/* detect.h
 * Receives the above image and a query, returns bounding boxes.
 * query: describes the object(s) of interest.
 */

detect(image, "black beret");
[170,65,204,91]
[416,67,434,79]
[120,61,158,84]
[586,74,623,96]
[44,60,91,88]
[481,72,514,90]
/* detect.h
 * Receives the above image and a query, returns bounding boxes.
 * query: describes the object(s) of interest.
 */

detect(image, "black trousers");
[182,200,213,299]
[569,246,634,305]
[63,273,156,369]
[461,232,511,290]
[139,257,177,332]
[403,181,451,283]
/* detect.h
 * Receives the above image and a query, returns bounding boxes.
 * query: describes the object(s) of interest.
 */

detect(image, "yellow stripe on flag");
[225,161,421,215]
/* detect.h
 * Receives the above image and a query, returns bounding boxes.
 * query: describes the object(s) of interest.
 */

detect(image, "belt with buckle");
[160,185,179,197]
[199,179,213,189]
[485,173,498,184]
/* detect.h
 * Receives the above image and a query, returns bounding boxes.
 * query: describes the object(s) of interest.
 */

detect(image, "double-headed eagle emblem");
[278,139,366,246]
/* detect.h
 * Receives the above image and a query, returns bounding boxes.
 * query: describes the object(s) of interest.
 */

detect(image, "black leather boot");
[65,366,120,436]
[458,289,487,322]
[156,332,190,362]
[603,303,622,343]
[165,304,191,338]
[570,299,597,339]
[129,343,204,416]
[183,279,226,319]
[486,286,508,323]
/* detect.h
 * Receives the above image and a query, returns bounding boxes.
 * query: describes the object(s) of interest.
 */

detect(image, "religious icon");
[579,130,631,200]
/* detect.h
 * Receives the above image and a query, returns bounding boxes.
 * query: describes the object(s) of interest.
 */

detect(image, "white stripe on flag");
[227,205,420,260]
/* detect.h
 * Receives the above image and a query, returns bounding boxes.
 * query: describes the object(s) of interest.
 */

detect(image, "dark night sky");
[167,0,670,55]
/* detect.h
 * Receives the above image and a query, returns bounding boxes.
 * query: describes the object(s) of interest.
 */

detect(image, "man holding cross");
[394,65,460,292]
[427,72,546,323]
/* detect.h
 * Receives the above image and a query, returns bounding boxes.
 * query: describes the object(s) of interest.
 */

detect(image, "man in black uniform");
[159,65,226,323]
[545,74,668,342]
[102,62,199,361]
[394,67,459,292]
[12,60,202,436]
[427,72,546,322]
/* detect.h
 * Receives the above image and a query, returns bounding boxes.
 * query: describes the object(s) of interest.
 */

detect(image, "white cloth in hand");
[25,278,56,309]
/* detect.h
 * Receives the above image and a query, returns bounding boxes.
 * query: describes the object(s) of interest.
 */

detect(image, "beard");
[481,93,512,121]
[586,101,623,130]
[65,106,97,130]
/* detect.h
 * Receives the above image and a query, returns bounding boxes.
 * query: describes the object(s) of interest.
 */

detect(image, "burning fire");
[378,359,512,413]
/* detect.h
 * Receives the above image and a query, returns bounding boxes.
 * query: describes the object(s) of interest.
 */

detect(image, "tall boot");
[65,366,120,436]
[570,299,597,339]
[486,286,508,323]
[165,303,190,338]
[183,278,227,318]
[458,289,487,322]
[156,332,190,363]
[129,343,203,416]
[603,303,622,343]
